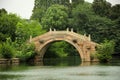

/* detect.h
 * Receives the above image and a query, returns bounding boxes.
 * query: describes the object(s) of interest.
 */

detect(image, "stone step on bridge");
[29,28,98,64]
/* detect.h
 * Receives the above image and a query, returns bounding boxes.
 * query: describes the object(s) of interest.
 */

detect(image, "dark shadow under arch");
[43,41,81,66]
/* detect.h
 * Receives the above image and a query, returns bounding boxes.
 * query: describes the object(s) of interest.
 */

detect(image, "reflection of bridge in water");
[30,28,98,64]
[28,58,99,66]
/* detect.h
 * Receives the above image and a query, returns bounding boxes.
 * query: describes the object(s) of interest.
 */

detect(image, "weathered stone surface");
[30,30,97,62]
[0,58,19,65]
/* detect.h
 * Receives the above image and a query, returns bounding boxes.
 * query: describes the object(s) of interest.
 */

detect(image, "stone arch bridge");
[30,29,97,63]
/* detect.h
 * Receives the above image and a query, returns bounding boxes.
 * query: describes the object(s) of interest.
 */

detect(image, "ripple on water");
[0,64,120,80]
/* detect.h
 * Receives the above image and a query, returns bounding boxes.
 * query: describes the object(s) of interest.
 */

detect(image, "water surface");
[0,57,120,80]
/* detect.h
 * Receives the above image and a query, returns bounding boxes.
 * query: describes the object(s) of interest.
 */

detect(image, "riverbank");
[0,58,19,65]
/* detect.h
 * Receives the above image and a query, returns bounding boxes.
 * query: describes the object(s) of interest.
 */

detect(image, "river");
[0,56,120,80]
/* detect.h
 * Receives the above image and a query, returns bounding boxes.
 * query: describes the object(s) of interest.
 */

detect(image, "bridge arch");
[30,30,97,62]
[38,39,83,60]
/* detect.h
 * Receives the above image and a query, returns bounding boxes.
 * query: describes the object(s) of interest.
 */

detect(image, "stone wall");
[0,58,19,65]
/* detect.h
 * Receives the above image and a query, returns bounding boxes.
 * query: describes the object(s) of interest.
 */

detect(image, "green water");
[0,56,120,80]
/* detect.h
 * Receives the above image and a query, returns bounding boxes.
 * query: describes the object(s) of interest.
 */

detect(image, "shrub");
[96,40,115,62]
[16,43,36,62]
[0,42,15,59]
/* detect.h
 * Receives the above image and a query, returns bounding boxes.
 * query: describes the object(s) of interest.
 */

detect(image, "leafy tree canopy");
[109,4,120,20]
[41,4,68,30]
[0,10,20,42]
[16,19,46,44]
[31,0,84,22]
[92,0,111,17]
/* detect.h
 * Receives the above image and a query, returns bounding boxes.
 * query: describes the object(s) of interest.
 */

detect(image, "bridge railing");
[30,28,92,43]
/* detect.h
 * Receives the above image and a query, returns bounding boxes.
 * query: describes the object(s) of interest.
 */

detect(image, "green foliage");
[72,2,91,32]
[0,33,9,42]
[44,41,79,58]
[64,43,79,56]
[109,4,120,20]
[0,40,15,59]
[92,0,111,17]
[92,1,120,21]
[44,41,68,58]
[112,18,120,53]
[72,0,84,6]
[31,8,45,22]
[31,0,84,22]
[88,15,114,42]
[0,11,19,41]
[16,19,46,44]
[0,8,7,15]
[0,12,20,41]
[41,4,68,30]
[72,2,114,42]
[16,43,36,62]
[96,40,115,62]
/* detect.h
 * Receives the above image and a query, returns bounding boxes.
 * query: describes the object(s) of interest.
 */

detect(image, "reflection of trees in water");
[43,56,81,66]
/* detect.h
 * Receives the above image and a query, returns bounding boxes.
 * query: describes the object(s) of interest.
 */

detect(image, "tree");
[92,0,111,17]
[111,18,120,53]
[31,0,69,22]
[31,0,84,22]
[0,11,20,42]
[31,8,45,22]
[72,3,90,33]
[0,8,7,15]
[16,19,46,44]
[109,4,120,20]
[41,4,68,30]
[72,2,114,43]
[87,15,114,42]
